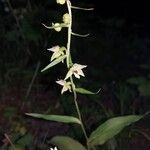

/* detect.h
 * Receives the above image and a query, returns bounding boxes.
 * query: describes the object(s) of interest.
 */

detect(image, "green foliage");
[49,136,86,150]
[26,113,81,124]
[88,114,143,146]
[1,0,149,150]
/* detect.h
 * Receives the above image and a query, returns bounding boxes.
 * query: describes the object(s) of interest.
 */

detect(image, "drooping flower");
[65,63,87,80]
[56,0,66,5]
[56,80,72,94]
[47,46,66,61]
[63,13,70,24]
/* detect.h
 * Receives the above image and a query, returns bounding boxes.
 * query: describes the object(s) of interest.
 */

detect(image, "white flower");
[47,46,66,61]
[50,147,58,150]
[52,23,62,32]
[63,13,70,24]
[56,0,66,5]
[56,80,72,94]
[65,63,87,80]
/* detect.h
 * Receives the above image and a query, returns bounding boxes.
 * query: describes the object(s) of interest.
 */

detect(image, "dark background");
[0,0,150,149]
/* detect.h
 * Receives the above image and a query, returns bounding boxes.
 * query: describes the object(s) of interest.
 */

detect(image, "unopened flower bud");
[53,23,62,32]
[63,13,70,24]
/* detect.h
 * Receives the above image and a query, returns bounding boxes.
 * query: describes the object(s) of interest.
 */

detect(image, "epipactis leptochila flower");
[56,80,72,94]
[47,46,66,61]
[56,0,66,5]
[65,63,87,80]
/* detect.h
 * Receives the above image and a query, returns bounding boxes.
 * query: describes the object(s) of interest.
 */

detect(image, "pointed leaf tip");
[25,113,81,124]
[75,88,101,95]
[41,55,67,72]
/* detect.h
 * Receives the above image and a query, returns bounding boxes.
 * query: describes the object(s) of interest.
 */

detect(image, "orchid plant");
[26,0,147,150]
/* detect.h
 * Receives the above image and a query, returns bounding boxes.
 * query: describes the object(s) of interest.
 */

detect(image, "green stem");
[66,0,72,68]
[66,0,89,149]
[70,76,88,141]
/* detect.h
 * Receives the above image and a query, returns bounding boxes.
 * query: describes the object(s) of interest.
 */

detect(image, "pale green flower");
[63,13,70,24]
[65,63,87,80]
[47,46,66,61]
[56,0,66,5]
[56,80,72,94]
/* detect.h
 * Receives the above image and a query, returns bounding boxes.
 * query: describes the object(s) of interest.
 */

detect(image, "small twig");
[71,32,90,37]
[71,6,94,11]
[4,134,16,150]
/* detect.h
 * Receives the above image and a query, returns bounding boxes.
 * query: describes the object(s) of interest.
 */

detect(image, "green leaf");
[75,88,100,95]
[49,136,86,150]
[41,55,67,72]
[26,113,81,124]
[89,114,144,146]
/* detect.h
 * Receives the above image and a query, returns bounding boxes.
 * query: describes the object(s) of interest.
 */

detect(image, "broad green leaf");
[41,55,67,72]
[75,88,100,95]
[26,113,81,124]
[49,136,86,150]
[89,115,143,146]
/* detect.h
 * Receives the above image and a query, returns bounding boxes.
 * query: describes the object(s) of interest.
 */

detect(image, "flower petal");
[65,70,73,80]
[61,86,68,94]
[56,80,65,86]
[47,46,60,52]
[77,69,85,77]
[74,72,80,79]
